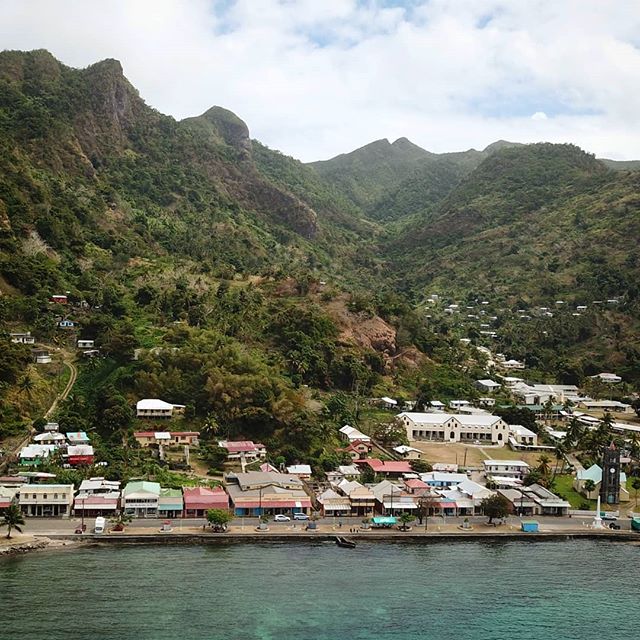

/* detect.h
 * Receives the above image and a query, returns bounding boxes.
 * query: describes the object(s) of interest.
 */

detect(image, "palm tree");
[583,479,596,499]
[537,454,552,478]
[552,443,566,481]
[1,504,25,539]
[18,373,36,398]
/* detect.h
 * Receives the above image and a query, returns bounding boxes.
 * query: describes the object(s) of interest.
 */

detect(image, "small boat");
[335,536,357,549]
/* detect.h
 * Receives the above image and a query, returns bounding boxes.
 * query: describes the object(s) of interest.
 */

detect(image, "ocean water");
[0,540,638,640]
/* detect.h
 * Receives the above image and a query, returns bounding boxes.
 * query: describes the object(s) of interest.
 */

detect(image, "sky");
[1,0,640,162]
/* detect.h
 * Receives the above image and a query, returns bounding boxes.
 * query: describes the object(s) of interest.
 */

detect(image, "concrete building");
[399,412,509,444]
[508,424,538,447]
[218,440,266,462]
[18,484,74,517]
[122,481,161,517]
[483,459,530,480]
[183,486,229,517]
[136,399,185,418]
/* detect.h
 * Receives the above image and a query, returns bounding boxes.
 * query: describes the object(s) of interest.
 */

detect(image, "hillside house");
[286,464,312,480]
[50,294,68,304]
[66,432,90,445]
[218,440,266,462]
[476,379,501,393]
[77,339,95,349]
[579,400,632,414]
[10,332,35,344]
[340,439,372,460]
[32,349,51,364]
[339,425,371,443]
[591,372,622,383]
[33,432,66,446]
[58,320,75,328]
[19,444,57,466]
[66,445,95,466]
[136,398,178,418]
[134,431,200,447]
[393,445,422,460]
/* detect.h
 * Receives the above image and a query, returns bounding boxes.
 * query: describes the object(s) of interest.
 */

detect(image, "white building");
[502,359,525,370]
[476,379,501,393]
[579,400,632,414]
[10,332,35,344]
[399,412,510,445]
[136,398,177,418]
[393,445,422,460]
[77,339,95,349]
[339,425,371,443]
[508,425,538,447]
[18,484,74,517]
[483,459,530,479]
[591,372,622,383]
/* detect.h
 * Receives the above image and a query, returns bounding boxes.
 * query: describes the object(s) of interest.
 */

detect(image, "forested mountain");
[1,50,639,461]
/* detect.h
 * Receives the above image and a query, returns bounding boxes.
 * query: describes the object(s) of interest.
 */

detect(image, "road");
[20,514,633,535]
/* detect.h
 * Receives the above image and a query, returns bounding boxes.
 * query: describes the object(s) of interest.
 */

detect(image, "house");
[158,488,183,518]
[122,481,161,517]
[478,397,496,407]
[371,480,418,515]
[317,488,351,517]
[336,479,376,516]
[476,379,501,393]
[77,339,95,349]
[134,431,200,447]
[136,398,177,418]
[33,432,66,445]
[32,349,51,364]
[508,424,538,447]
[440,479,495,516]
[44,422,60,432]
[573,465,629,502]
[512,383,581,406]
[224,471,312,517]
[66,431,90,445]
[432,463,458,473]
[18,484,75,517]
[359,459,412,477]
[10,332,35,345]
[429,401,445,410]
[380,396,398,409]
[449,400,470,410]
[218,440,266,462]
[286,464,312,480]
[420,471,468,488]
[50,294,68,304]
[591,372,622,384]
[579,400,632,414]
[393,445,422,460]
[58,320,75,328]
[499,484,570,516]
[338,424,371,443]
[74,478,121,517]
[403,478,429,494]
[19,444,57,466]
[340,439,373,460]
[399,412,510,445]
[0,486,19,513]
[183,486,229,517]
[66,445,95,466]
[483,459,530,480]
[501,359,525,370]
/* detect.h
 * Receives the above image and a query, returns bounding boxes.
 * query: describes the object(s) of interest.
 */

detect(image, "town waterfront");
[1,540,638,639]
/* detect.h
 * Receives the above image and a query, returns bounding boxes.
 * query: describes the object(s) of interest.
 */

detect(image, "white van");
[94,517,106,534]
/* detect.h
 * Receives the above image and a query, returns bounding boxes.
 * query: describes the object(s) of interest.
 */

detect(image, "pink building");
[182,486,229,517]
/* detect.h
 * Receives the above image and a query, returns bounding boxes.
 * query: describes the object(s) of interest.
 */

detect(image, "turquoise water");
[0,540,638,639]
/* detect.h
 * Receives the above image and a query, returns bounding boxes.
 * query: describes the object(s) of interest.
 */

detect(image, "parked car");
[274,514,290,522]
[293,513,310,521]
[601,512,618,521]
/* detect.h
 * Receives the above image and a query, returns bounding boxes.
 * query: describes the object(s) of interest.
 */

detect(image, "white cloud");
[0,0,639,161]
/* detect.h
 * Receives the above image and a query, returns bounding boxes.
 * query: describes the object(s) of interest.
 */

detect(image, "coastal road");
[20,514,633,535]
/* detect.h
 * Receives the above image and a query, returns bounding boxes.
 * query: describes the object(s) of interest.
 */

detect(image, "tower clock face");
[609,467,616,473]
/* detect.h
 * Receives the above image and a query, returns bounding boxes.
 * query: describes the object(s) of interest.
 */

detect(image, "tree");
[583,479,596,497]
[110,512,133,531]
[480,494,510,524]
[373,421,408,447]
[409,459,432,474]
[206,508,233,532]
[1,504,25,539]
[631,478,640,509]
[537,454,552,478]
[398,512,415,531]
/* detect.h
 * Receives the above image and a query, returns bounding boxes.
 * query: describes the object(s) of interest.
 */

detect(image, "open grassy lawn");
[553,474,592,509]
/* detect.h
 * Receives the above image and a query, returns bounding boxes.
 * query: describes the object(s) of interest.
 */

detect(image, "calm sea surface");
[1,540,638,640]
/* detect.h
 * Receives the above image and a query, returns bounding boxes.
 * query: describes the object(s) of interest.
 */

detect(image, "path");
[44,355,77,419]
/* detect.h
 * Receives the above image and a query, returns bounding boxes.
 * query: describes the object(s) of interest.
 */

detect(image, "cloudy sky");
[1,0,640,161]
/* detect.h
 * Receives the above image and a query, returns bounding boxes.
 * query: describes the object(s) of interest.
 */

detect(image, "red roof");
[222,441,262,453]
[405,479,428,489]
[134,432,156,438]
[362,459,412,474]
[0,500,12,508]
[233,499,312,509]
[183,486,229,510]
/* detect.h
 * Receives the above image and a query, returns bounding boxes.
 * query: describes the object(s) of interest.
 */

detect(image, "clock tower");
[600,443,621,505]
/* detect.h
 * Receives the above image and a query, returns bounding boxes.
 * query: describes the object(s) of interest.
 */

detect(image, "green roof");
[160,488,182,497]
[123,481,161,496]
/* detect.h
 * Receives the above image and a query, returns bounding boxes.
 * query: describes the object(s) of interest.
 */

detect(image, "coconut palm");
[537,454,552,478]
[1,504,25,539]
[583,479,596,498]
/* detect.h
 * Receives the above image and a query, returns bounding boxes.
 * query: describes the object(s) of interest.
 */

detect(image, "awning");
[438,502,457,508]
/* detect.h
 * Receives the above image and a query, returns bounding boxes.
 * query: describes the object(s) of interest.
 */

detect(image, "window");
[54,494,58,499]
[43,494,48,499]
[33,494,37,499]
